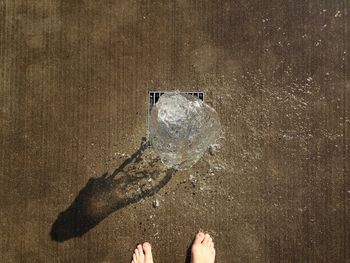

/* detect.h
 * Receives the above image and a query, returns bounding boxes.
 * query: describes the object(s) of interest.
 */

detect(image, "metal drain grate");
[147,91,205,141]
[149,91,204,107]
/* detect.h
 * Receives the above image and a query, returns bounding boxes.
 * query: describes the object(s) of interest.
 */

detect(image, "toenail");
[143,242,151,249]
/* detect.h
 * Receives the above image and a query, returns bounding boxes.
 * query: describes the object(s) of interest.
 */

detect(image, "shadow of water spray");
[50,139,176,242]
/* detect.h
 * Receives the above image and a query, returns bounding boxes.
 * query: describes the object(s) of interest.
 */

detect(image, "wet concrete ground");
[1,0,349,262]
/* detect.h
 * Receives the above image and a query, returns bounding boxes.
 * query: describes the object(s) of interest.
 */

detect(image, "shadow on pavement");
[51,139,175,242]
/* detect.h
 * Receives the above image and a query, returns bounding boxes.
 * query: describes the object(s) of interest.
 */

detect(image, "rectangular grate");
[148,91,204,108]
[147,91,205,141]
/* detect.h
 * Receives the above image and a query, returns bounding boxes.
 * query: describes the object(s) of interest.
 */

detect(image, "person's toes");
[133,253,137,262]
[194,232,205,245]
[209,241,214,249]
[135,249,139,257]
[143,242,153,262]
[203,234,211,245]
[143,242,152,253]
[137,244,144,256]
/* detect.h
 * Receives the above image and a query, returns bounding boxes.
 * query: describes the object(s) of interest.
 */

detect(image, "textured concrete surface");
[0,0,349,262]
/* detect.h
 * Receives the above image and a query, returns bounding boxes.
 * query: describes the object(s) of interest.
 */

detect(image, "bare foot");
[191,232,216,263]
[131,242,154,263]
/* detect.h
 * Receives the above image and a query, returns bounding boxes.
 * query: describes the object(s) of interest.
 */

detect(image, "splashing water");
[149,92,222,170]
